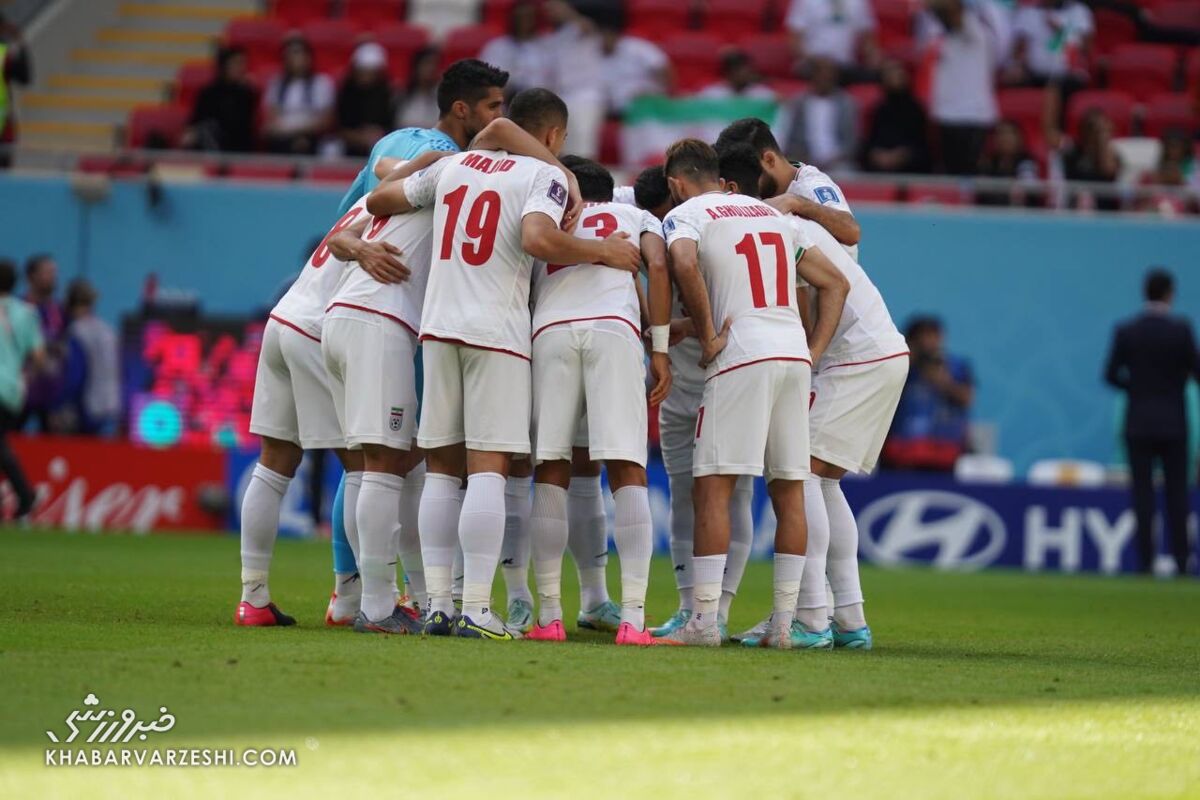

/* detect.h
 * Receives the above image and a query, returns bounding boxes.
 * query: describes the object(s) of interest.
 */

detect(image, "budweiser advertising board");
[8,436,226,533]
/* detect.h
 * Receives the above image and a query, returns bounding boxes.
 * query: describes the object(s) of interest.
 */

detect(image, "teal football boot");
[650,608,691,638]
[577,599,621,632]
[831,621,873,650]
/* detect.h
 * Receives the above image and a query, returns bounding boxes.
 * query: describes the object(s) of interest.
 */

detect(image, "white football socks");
[501,475,534,606]
[239,463,290,606]
[823,477,867,630]
[795,479,832,631]
[772,552,806,627]
[418,472,462,616]
[357,472,404,622]
[691,553,726,629]
[612,485,653,630]
[459,472,506,622]
[568,475,610,610]
[398,463,426,610]
[530,483,569,626]
[667,472,694,612]
[719,477,754,621]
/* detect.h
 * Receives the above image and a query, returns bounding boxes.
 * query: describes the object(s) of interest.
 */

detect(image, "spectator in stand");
[882,316,975,473]
[262,36,335,155]
[181,46,258,153]
[335,43,393,158]
[785,0,880,79]
[542,1,668,158]
[21,254,63,433]
[61,279,119,437]
[0,259,41,518]
[1104,268,1199,575]
[1137,131,1198,214]
[919,0,1001,175]
[976,119,1040,206]
[1006,0,1093,89]
[1062,108,1121,210]
[860,59,931,174]
[479,0,552,97]
[698,49,776,100]
[0,13,32,169]
[778,56,857,171]
[393,46,441,130]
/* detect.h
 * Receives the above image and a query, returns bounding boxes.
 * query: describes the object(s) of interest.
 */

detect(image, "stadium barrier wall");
[222,446,1189,576]
[3,173,1200,472]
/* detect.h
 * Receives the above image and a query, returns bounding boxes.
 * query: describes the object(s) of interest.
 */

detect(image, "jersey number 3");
[441,186,501,267]
[734,231,789,309]
[547,212,618,275]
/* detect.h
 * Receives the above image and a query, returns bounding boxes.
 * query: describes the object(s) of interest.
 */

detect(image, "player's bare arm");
[377,149,455,186]
[797,285,814,338]
[796,245,850,365]
[668,238,729,369]
[470,118,582,228]
[374,157,399,180]
[642,231,673,405]
[326,220,411,285]
[521,212,641,273]
[669,316,695,345]
[784,196,861,247]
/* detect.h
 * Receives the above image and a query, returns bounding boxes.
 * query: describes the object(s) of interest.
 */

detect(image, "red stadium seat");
[628,0,692,41]
[78,154,150,177]
[769,78,808,98]
[662,33,722,92]
[480,0,518,29]
[306,164,364,184]
[997,87,1048,151]
[270,0,332,26]
[1105,44,1178,97]
[224,17,287,70]
[1093,10,1139,55]
[373,23,431,83]
[598,118,622,166]
[702,0,770,41]
[840,181,901,203]
[873,0,915,52]
[906,182,967,205]
[738,32,795,80]
[225,161,298,181]
[1188,48,1200,85]
[126,105,189,148]
[440,25,501,69]
[1066,90,1136,137]
[1148,1,1200,33]
[343,0,406,27]
[174,61,214,109]
[1142,93,1197,138]
[301,19,360,74]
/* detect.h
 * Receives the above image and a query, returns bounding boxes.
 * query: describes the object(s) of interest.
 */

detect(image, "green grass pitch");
[1,529,1198,799]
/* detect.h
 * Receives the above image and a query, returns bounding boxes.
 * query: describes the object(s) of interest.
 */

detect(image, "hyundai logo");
[858,491,1006,570]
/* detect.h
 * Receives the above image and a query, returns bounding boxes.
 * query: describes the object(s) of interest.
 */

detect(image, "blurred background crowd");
[3,0,1199,211]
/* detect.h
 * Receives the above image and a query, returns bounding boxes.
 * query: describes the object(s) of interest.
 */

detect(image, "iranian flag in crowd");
[619,95,781,168]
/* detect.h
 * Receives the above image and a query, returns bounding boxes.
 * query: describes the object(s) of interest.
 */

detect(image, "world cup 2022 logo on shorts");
[389,407,404,432]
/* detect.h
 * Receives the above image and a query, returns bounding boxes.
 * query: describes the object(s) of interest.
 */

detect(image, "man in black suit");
[1105,268,1199,575]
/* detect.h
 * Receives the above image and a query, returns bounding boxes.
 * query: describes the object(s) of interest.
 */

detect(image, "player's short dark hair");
[1145,267,1174,302]
[561,155,613,202]
[633,165,668,211]
[718,142,763,198]
[436,59,509,116]
[0,259,16,294]
[714,117,782,157]
[508,87,568,135]
[665,138,720,182]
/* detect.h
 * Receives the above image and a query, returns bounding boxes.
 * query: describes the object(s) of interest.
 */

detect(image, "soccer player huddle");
[235,58,909,650]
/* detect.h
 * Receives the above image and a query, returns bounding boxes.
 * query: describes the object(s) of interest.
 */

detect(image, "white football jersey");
[404,150,569,358]
[326,206,434,335]
[271,197,368,339]
[532,201,661,341]
[791,218,907,370]
[786,164,858,262]
[612,184,636,206]
[664,191,809,379]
